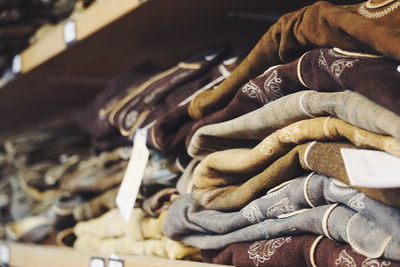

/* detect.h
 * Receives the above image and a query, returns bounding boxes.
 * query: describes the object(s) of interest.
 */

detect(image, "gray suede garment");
[164,174,400,260]
[188,90,400,159]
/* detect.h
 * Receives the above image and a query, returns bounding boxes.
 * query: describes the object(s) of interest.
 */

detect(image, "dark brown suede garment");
[147,55,242,154]
[78,46,227,151]
[186,47,400,146]
[188,0,400,119]
[201,235,399,267]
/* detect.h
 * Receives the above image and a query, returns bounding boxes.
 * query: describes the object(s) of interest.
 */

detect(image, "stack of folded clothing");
[161,0,400,266]
[2,0,400,265]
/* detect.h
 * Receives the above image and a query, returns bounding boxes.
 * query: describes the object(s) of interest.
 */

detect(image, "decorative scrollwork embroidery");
[358,1,400,19]
[241,81,267,103]
[248,237,292,266]
[243,202,264,223]
[318,50,359,85]
[266,197,295,218]
[263,69,283,99]
[348,193,366,211]
[335,250,356,267]
[361,258,392,267]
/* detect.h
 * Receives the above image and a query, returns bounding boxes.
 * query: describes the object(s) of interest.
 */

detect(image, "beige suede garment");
[192,140,400,210]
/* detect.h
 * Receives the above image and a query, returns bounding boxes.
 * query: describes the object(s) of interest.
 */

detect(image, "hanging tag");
[0,244,9,267]
[341,148,400,188]
[108,255,124,267]
[116,129,149,222]
[63,20,77,46]
[12,55,22,74]
[89,257,105,267]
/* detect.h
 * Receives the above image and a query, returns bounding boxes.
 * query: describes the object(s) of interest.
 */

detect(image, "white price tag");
[89,257,105,267]
[116,129,149,222]
[63,20,77,45]
[108,256,124,267]
[12,54,22,74]
[0,244,9,265]
[341,148,400,188]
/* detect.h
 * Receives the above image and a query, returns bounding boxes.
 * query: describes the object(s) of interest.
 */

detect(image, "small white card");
[116,129,149,222]
[12,54,22,74]
[89,257,105,267]
[63,20,77,45]
[341,148,400,188]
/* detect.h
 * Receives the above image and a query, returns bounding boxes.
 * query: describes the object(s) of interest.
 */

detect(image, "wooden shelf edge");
[20,0,144,73]
[1,242,232,267]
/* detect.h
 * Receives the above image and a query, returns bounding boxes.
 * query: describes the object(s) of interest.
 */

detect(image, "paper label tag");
[341,148,400,188]
[63,20,77,45]
[0,244,9,265]
[116,129,149,222]
[89,257,105,267]
[108,256,124,267]
[12,55,22,74]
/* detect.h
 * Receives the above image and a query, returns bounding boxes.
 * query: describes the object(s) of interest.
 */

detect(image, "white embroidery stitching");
[335,250,356,267]
[361,258,392,267]
[348,193,366,211]
[358,1,400,19]
[243,202,264,223]
[263,69,283,99]
[318,49,359,85]
[248,237,292,266]
[266,197,295,217]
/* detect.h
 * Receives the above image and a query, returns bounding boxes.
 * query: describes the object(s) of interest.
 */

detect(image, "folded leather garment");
[201,235,399,267]
[192,142,400,210]
[193,116,400,189]
[73,187,118,222]
[142,188,178,218]
[60,160,127,194]
[4,124,89,166]
[147,55,241,154]
[164,195,400,260]
[188,90,400,159]
[188,0,400,119]
[78,46,227,151]
[186,47,400,145]
[74,209,200,260]
[169,173,400,243]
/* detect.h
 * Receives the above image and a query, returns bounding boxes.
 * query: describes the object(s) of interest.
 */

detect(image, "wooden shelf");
[1,242,231,267]
[0,0,315,133]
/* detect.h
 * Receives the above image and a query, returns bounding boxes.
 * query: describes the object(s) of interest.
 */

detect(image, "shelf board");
[0,0,318,133]
[2,242,231,267]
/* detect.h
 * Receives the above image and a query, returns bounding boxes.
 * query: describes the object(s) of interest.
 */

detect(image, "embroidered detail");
[124,110,139,127]
[277,123,302,143]
[266,197,294,217]
[335,250,356,266]
[327,179,356,203]
[248,237,292,266]
[263,69,283,99]
[361,258,392,267]
[352,131,370,147]
[318,50,359,85]
[383,138,400,156]
[348,193,366,211]
[358,1,400,18]
[259,137,276,155]
[241,81,267,103]
[243,202,264,223]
